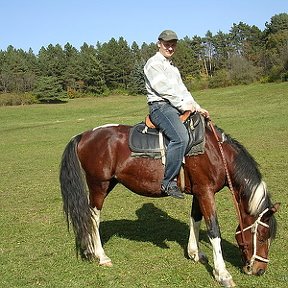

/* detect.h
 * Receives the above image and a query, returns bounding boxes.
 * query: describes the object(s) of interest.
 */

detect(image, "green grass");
[0,83,287,288]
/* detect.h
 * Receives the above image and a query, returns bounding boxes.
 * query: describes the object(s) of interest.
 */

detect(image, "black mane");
[216,127,277,238]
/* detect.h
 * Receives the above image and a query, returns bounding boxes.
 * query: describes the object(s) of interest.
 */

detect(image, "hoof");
[213,270,236,287]
[99,261,113,267]
[188,251,208,264]
[219,279,236,288]
[99,255,112,267]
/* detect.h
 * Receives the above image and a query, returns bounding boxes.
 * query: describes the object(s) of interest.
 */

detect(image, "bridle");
[208,120,270,266]
[235,207,270,266]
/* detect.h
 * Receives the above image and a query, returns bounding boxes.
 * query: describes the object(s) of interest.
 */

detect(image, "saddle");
[128,112,206,159]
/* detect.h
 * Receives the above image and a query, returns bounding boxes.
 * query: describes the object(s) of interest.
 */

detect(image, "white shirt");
[144,52,200,112]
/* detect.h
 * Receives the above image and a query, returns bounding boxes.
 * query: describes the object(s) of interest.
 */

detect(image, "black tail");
[59,134,93,259]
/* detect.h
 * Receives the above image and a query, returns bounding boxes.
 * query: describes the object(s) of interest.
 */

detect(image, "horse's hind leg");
[187,196,208,264]
[89,206,112,266]
[85,179,117,266]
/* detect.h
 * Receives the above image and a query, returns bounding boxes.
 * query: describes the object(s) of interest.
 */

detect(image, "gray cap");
[158,30,178,41]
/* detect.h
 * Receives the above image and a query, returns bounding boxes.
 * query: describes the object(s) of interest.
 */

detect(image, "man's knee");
[173,133,189,147]
[181,133,189,146]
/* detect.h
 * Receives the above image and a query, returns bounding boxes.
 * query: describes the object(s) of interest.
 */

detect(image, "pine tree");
[128,59,146,95]
[33,76,65,103]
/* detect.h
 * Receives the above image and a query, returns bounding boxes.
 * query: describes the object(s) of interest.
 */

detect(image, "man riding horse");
[144,29,209,199]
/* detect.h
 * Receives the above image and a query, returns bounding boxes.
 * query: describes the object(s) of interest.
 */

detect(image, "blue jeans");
[149,102,189,189]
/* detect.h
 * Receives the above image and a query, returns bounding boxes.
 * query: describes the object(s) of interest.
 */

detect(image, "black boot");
[161,185,184,199]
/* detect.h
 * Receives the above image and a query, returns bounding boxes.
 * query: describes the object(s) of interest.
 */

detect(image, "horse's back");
[79,124,131,149]
[76,124,132,178]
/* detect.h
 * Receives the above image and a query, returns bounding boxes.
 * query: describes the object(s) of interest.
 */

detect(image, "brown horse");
[59,116,279,288]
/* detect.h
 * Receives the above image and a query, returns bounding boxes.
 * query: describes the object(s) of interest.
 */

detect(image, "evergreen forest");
[0,13,287,105]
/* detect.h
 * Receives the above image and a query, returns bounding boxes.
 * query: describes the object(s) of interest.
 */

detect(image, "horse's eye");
[257,235,266,243]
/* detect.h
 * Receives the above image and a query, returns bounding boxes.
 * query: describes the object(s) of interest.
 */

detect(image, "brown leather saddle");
[145,111,191,129]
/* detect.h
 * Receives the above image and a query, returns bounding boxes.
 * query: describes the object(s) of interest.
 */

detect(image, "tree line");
[0,13,287,103]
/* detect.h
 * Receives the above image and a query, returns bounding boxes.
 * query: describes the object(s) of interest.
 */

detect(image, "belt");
[148,100,168,105]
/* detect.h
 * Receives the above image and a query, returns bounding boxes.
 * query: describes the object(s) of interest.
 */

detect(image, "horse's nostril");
[257,269,265,276]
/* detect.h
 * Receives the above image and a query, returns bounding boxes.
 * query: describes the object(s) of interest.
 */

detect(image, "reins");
[208,120,247,246]
[208,119,272,266]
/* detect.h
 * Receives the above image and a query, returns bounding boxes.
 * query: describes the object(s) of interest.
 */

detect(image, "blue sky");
[1,0,287,53]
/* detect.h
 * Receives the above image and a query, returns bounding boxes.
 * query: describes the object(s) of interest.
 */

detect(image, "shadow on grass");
[39,99,68,104]
[100,202,242,273]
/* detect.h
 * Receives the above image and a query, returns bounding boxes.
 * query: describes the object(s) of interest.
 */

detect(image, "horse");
[59,115,279,288]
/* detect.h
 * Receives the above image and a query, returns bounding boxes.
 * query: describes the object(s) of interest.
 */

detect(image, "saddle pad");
[129,123,164,153]
[185,113,205,155]
[128,113,206,157]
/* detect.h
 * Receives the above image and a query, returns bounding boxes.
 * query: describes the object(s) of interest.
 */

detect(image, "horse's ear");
[272,202,281,213]
[263,203,280,220]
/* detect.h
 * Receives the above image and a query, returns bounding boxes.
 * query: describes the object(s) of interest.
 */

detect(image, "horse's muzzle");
[243,262,267,276]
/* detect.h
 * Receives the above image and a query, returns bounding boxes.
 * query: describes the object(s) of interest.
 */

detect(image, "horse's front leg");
[199,195,236,288]
[187,196,208,264]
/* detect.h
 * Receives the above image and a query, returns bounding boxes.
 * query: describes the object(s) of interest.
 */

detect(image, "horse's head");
[235,203,280,276]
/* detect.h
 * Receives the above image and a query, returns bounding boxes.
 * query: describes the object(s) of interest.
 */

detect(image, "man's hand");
[198,108,210,119]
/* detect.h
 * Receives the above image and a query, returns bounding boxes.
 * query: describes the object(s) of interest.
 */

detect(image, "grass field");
[0,82,287,288]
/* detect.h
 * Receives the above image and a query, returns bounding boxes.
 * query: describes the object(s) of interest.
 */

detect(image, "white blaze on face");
[248,181,267,215]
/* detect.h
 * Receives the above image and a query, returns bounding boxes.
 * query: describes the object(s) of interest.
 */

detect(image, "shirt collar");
[156,52,173,65]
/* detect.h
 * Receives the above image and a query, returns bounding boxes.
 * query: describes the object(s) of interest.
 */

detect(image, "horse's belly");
[116,157,165,197]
